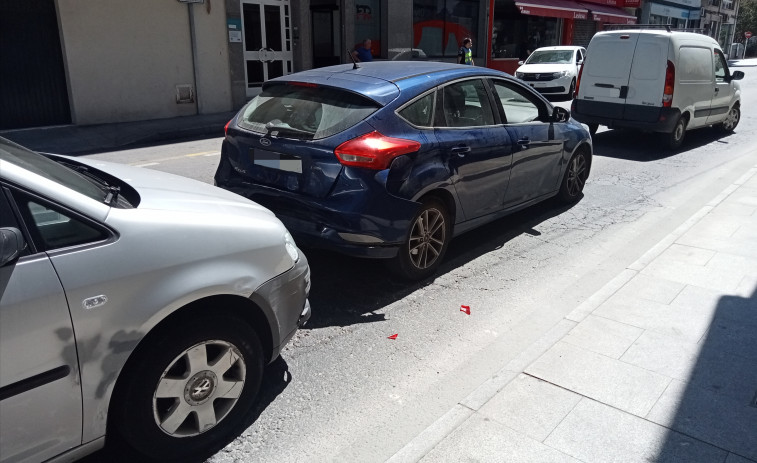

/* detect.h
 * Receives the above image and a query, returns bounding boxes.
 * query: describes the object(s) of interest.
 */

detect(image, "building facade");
[2,0,645,130]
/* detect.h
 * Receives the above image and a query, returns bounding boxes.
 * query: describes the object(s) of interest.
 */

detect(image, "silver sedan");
[0,137,310,462]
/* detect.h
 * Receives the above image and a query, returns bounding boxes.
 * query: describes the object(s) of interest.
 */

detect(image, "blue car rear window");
[237,84,380,140]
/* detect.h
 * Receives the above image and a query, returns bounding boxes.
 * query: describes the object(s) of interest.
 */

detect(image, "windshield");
[0,137,107,202]
[526,50,574,64]
[237,83,380,140]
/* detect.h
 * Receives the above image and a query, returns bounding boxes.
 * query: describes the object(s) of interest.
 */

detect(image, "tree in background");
[736,0,757,56]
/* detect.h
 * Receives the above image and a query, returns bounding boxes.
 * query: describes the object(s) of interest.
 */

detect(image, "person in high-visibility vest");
[458,38,474,65]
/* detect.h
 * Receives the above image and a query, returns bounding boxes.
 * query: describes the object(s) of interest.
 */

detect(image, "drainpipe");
[187,2,202,114]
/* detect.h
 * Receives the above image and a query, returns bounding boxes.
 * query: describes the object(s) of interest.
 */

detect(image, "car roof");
[268,62,509,106]
[532,46,583,51]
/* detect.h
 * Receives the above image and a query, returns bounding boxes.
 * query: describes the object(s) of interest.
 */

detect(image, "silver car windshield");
[0,137,107,202]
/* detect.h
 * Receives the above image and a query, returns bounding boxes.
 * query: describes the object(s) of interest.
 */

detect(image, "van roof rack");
[603,24,672,32]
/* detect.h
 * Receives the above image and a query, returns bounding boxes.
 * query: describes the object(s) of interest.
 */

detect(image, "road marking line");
[203,152,221,157]
[186,151,219,157]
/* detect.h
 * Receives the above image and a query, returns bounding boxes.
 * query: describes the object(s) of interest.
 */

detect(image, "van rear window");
[238,84,380,140]
[587,41,636,79]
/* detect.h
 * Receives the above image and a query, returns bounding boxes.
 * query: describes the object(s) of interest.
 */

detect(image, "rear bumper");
[217,178,418,260]
[571,100,681,133]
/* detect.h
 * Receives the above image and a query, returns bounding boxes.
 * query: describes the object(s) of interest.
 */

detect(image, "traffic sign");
[746,31,753,38]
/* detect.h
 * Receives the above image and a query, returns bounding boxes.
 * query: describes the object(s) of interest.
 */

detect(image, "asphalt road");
[82,64,757,462]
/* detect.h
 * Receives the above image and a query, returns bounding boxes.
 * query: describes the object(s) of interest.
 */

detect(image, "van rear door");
[576,32,640,120]
[623,35,668,123]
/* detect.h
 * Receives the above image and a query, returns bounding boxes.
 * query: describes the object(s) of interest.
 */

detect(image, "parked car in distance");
[389,48,428,61]
[571,27,743,148]
[515,46,586,97]
[0,137,311,463]
[215,62,592,281]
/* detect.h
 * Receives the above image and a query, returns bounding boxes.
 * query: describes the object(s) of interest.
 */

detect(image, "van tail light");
[335,131,421,170]
[574,59,585,99]
[662,60,675,107]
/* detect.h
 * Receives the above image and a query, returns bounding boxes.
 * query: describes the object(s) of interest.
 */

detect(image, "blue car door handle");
[451,145,471,157]
[517,137,530,147]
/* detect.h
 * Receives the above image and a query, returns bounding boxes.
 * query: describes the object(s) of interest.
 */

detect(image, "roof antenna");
[347,48,360,69]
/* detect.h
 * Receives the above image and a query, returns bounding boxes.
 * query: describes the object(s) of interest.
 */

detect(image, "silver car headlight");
[284,232,299,262]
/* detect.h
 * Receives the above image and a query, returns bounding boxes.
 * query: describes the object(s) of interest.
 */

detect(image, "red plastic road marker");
[387,334,398,340]
[460,305,471,315]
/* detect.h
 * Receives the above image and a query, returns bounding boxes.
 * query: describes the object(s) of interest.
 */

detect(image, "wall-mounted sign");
[228,18,242,43]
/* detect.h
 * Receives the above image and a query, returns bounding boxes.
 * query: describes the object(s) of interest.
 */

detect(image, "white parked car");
[515,46,586,97]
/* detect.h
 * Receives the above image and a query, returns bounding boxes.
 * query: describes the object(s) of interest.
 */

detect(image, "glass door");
[242,0,293,98]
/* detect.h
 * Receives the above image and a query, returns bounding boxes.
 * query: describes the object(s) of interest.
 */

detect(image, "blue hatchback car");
[215,62,592,280]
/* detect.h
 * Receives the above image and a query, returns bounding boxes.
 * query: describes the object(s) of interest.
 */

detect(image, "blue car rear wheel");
[388,198,450,281]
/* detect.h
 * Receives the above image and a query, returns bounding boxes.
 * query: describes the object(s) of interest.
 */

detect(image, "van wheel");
[666,116,687,150]
[587,124,598,136]
[718,105,740,133]
[388,198,450,281]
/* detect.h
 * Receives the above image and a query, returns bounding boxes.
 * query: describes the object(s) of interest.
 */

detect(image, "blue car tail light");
[334,131,421,170]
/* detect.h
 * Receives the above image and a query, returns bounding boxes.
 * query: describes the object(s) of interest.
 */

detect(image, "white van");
[571,27,744,149]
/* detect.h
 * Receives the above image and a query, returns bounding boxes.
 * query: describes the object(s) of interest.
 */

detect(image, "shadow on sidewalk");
[655,284,757,461]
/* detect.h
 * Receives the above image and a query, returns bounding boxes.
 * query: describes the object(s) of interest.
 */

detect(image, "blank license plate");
[251,148,302,174]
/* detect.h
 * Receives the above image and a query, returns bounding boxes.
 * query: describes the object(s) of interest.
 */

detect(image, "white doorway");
[241,0,293,98]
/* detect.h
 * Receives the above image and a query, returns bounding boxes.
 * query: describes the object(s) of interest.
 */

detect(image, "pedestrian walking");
[352,38,373,62]
[458,38,474,65]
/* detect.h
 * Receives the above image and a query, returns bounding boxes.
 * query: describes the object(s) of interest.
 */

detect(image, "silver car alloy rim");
[153,340,246,437]
[566,154,587,197]
[724,107,739,131]
[408,207,446,270]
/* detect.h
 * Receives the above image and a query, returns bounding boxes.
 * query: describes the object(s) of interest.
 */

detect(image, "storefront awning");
[514,0,589,20]
[578,2,637,23]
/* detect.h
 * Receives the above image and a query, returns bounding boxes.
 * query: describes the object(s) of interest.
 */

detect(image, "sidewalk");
[0,111,236,156]
[389,165,757,462]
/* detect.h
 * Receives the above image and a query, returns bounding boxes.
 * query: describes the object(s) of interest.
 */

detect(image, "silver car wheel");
[408,207,446,270]
[153,340,246,437]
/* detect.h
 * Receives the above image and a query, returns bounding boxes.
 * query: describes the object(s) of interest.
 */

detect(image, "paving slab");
[561,314,643,359]
[419,414,581,463]
[613,272,686,305]
[478,374,582,442]
[545,398,728,463]
[525,341,671,417]
[646,380,757,461]
[594,295,712,344]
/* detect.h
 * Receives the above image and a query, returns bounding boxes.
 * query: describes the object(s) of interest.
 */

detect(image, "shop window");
[491,0,559,61]
[413,0,480,58]
[356,1,381,57]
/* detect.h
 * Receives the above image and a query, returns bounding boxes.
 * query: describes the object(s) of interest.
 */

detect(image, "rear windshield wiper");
[265,121,313,139]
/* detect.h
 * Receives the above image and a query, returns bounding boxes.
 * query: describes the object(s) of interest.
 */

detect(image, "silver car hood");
[72,156,275,216]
